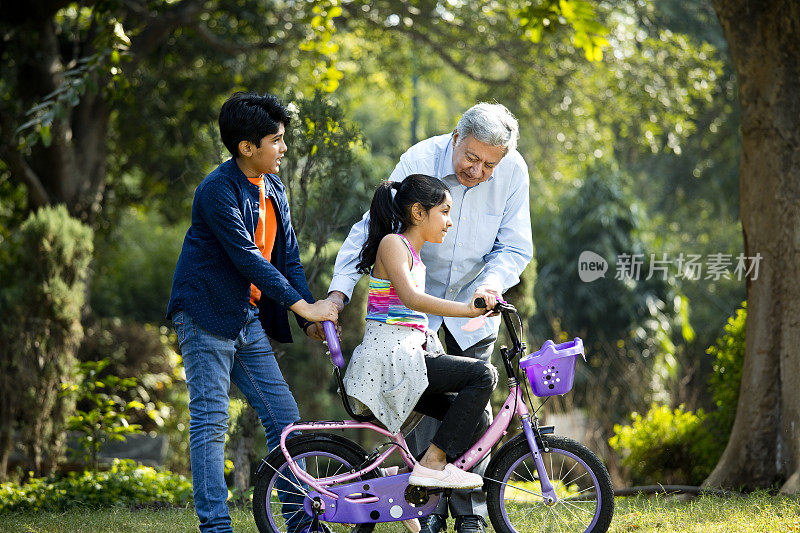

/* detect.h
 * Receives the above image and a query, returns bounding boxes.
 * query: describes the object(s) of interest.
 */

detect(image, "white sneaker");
[408,463,483,489]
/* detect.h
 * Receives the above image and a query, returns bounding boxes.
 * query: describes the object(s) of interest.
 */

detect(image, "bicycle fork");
[520,415,558,504]
[514,389,558,505]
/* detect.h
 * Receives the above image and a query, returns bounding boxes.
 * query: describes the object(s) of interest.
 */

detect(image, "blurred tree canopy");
[0,0,760,487]
[0,0,608,231]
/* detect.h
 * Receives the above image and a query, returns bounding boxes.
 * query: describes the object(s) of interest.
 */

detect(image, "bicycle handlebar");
[321,321,345,368]
[323,298,519,370]
[474,297,516,315]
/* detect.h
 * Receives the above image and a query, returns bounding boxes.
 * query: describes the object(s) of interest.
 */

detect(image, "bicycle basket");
[519,338,585,397]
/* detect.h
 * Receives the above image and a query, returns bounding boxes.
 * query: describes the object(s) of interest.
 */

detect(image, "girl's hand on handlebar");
[471,288,497,313]
[466,291,494,317]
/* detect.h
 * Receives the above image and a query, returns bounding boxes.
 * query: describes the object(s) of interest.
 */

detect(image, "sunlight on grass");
[1,492,799,532]
[610,491,800,533]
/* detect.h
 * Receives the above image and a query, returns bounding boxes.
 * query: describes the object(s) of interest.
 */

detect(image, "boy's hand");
[291,299,339,324]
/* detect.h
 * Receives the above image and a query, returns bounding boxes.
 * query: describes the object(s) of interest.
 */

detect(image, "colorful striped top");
[365,234,428,332]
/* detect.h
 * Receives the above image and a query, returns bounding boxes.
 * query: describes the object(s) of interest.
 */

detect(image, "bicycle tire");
[253,434,378,533]
[486,435,614,533]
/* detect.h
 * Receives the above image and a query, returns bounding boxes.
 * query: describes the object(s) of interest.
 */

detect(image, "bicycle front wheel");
[253,434,377,533]
[486,435,614,533]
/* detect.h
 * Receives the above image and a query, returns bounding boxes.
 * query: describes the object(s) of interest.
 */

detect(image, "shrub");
[0,205,93,478]
[706,302,746,436]
[609,303,747,485]
[0,459,192,513]
[78,318,183,432]
[90,207,185,323]
[65,359,144,470]
[609,404,719,485]
[77,318,190,473]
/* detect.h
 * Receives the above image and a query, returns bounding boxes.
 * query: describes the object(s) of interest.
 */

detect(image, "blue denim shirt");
[167,158,314,342]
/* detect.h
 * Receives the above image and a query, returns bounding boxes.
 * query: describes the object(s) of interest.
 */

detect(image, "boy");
[167,92,337,532]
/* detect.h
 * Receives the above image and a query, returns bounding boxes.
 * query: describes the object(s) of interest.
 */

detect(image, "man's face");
[247,123,287,175]
[451,132,506,187]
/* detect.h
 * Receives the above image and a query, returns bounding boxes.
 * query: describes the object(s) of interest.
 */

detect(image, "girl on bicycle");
[343,174,498,491]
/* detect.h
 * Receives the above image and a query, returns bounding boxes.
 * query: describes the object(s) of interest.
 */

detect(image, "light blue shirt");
[330,133,533,349]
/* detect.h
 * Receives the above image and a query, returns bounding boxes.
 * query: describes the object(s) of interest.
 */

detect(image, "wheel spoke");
[504,480,545,498]
[254,439,378,533]
[492,438,611,533]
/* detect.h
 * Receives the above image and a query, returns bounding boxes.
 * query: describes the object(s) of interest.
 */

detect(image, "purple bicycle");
[253,300,614,533]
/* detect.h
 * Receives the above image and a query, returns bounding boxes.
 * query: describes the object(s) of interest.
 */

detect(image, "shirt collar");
[440,134,456,179]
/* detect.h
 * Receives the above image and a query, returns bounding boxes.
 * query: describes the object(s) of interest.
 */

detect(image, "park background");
[1,0,799,529]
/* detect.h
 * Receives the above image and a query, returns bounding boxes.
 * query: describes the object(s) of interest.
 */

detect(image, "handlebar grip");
[474,297,487,309]
[322,321,344,368]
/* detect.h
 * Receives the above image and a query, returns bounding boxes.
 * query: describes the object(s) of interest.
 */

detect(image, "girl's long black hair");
[356,174,450,274]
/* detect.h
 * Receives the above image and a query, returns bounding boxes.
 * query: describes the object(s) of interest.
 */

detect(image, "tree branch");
[128,0,206,65]
[340,3,510,85]
[0,112,51,210]
[0,0,79,25]
[191,23,280,54]
[399,25,510,85]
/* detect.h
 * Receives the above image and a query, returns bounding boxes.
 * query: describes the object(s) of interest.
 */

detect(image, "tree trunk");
[704,0,800,493]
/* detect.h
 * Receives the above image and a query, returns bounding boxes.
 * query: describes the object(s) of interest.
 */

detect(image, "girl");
[343,174,498,491]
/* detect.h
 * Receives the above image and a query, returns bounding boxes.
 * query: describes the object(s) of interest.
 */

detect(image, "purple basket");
[519,338,585,397]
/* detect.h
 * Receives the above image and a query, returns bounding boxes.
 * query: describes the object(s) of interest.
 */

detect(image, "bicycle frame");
[278,304,559,523]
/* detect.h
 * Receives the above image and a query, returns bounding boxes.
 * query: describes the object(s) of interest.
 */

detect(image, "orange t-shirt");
[247,175,278,306]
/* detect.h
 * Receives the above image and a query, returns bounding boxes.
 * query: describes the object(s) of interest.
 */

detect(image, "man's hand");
[327,291,347,312]
[305,322,326,342]
[305,321,343,343]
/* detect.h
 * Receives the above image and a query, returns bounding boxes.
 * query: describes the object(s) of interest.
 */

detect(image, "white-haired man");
[328,102,533,533]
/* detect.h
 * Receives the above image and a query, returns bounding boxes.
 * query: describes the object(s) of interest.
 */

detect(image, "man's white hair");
[455,102,519,154]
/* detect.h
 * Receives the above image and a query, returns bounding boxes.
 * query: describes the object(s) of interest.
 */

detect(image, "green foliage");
[610,304,747,485]
[533,167,683,427]
[282,91,376,285]
[609,404,719,485]
[0,459,192,513]
[7,4,131,151]
[707,302,746,437]
[91,207,185,322]
[77,318,189,473]
[515,0,610,61]
[300,1,345,92]
[65,360,144,471]
[0,205,93,477]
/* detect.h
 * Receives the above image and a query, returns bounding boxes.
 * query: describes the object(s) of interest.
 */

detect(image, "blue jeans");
[173,307,302,533]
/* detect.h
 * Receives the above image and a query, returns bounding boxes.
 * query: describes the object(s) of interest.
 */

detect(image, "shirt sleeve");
[328,155,415,301]
[476,160,533,292]
[197,179,304,309]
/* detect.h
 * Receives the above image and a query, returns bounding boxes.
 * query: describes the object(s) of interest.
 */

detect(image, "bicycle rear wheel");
[486,435,614,533]
[253,434,377,533]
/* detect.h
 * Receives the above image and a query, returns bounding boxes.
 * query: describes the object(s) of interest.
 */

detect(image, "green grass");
[1,493,799,532]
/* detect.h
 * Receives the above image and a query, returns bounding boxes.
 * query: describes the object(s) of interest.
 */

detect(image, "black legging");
[413,353,497,460]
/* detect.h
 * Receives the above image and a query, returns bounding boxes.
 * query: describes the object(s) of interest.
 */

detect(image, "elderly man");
[328,102,533,533]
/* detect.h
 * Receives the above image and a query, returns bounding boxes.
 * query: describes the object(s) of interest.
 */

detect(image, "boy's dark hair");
[356,174,450,274]
[218,92,292,157]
